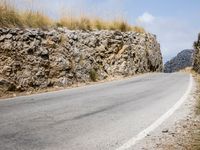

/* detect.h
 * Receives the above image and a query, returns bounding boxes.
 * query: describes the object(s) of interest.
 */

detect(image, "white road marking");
[116,74,194,150]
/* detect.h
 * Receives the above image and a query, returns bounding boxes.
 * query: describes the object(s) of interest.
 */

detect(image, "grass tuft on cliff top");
[0,1,145,33]
[58,16,145,32]
[0,1,52,28]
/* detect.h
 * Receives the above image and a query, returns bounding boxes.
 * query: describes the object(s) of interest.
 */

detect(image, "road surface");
[0,73,192,150]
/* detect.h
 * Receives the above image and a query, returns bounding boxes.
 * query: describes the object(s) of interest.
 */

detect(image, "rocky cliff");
[193,34,200,73]
[164,49,194,73]
[0,28,163,92]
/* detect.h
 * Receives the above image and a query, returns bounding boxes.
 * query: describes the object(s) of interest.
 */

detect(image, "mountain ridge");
[164,49,194,73]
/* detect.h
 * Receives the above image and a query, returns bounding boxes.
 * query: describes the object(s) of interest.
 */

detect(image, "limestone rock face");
[193,34,200,73]
[0,28,163,92]
[164,49,194,73]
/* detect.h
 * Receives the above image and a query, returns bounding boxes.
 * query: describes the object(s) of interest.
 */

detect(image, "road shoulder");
[0,73,150,100]
[133,72,200,150]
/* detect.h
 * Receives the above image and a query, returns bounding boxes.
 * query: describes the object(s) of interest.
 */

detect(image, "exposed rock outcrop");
[164,49,194,73]
[193,34,200,73]
[0,28,163,92]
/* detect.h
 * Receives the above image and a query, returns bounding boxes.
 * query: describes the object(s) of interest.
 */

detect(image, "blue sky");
[17,0,200,62]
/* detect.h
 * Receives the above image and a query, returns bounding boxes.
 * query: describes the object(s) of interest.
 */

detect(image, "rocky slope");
[164,49,194,73]
[193,34,200,74]
[0,28,163,93]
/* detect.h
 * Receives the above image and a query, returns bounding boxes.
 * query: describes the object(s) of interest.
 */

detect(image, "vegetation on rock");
[0,1,145,32]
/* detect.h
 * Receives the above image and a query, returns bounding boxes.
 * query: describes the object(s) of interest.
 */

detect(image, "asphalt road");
[0,73,191,150]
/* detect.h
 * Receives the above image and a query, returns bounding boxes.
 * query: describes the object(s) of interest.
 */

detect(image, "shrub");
[89,69,98,82]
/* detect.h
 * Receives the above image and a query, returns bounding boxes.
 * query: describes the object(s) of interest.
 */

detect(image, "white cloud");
[137,12,155,24]
[136,12,198,62]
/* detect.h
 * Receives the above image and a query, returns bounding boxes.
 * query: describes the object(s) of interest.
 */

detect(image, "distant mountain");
[164,49,194,73]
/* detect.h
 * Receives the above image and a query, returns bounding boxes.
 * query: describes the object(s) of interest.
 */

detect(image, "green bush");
[89,69,98,82]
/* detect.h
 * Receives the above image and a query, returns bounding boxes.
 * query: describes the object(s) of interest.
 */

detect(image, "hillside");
[164,49,194,73]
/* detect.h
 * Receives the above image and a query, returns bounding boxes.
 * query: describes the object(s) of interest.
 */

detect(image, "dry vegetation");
[57,16,145,32]
[0,1,145,32]
[0,1,53,28]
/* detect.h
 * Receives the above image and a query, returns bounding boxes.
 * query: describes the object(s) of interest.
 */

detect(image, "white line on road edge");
[116,74,194,150]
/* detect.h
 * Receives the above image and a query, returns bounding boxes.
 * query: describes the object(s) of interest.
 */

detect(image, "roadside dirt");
[0,73,147,100]
[134,70,200,150]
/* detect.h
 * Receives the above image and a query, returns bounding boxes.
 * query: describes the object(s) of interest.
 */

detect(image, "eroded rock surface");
[0,28,163,92]
[194,34,200,73]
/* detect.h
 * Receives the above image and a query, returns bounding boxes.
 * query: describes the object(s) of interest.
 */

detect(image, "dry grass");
[0,2,145,32]
[21,11,53,28]
[57,16,93,30]
[0,1,52,28]
[57,16,145,32]
[0,2,22,27]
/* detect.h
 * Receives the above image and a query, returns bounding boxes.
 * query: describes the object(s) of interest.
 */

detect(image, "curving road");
[0,73,192,150]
